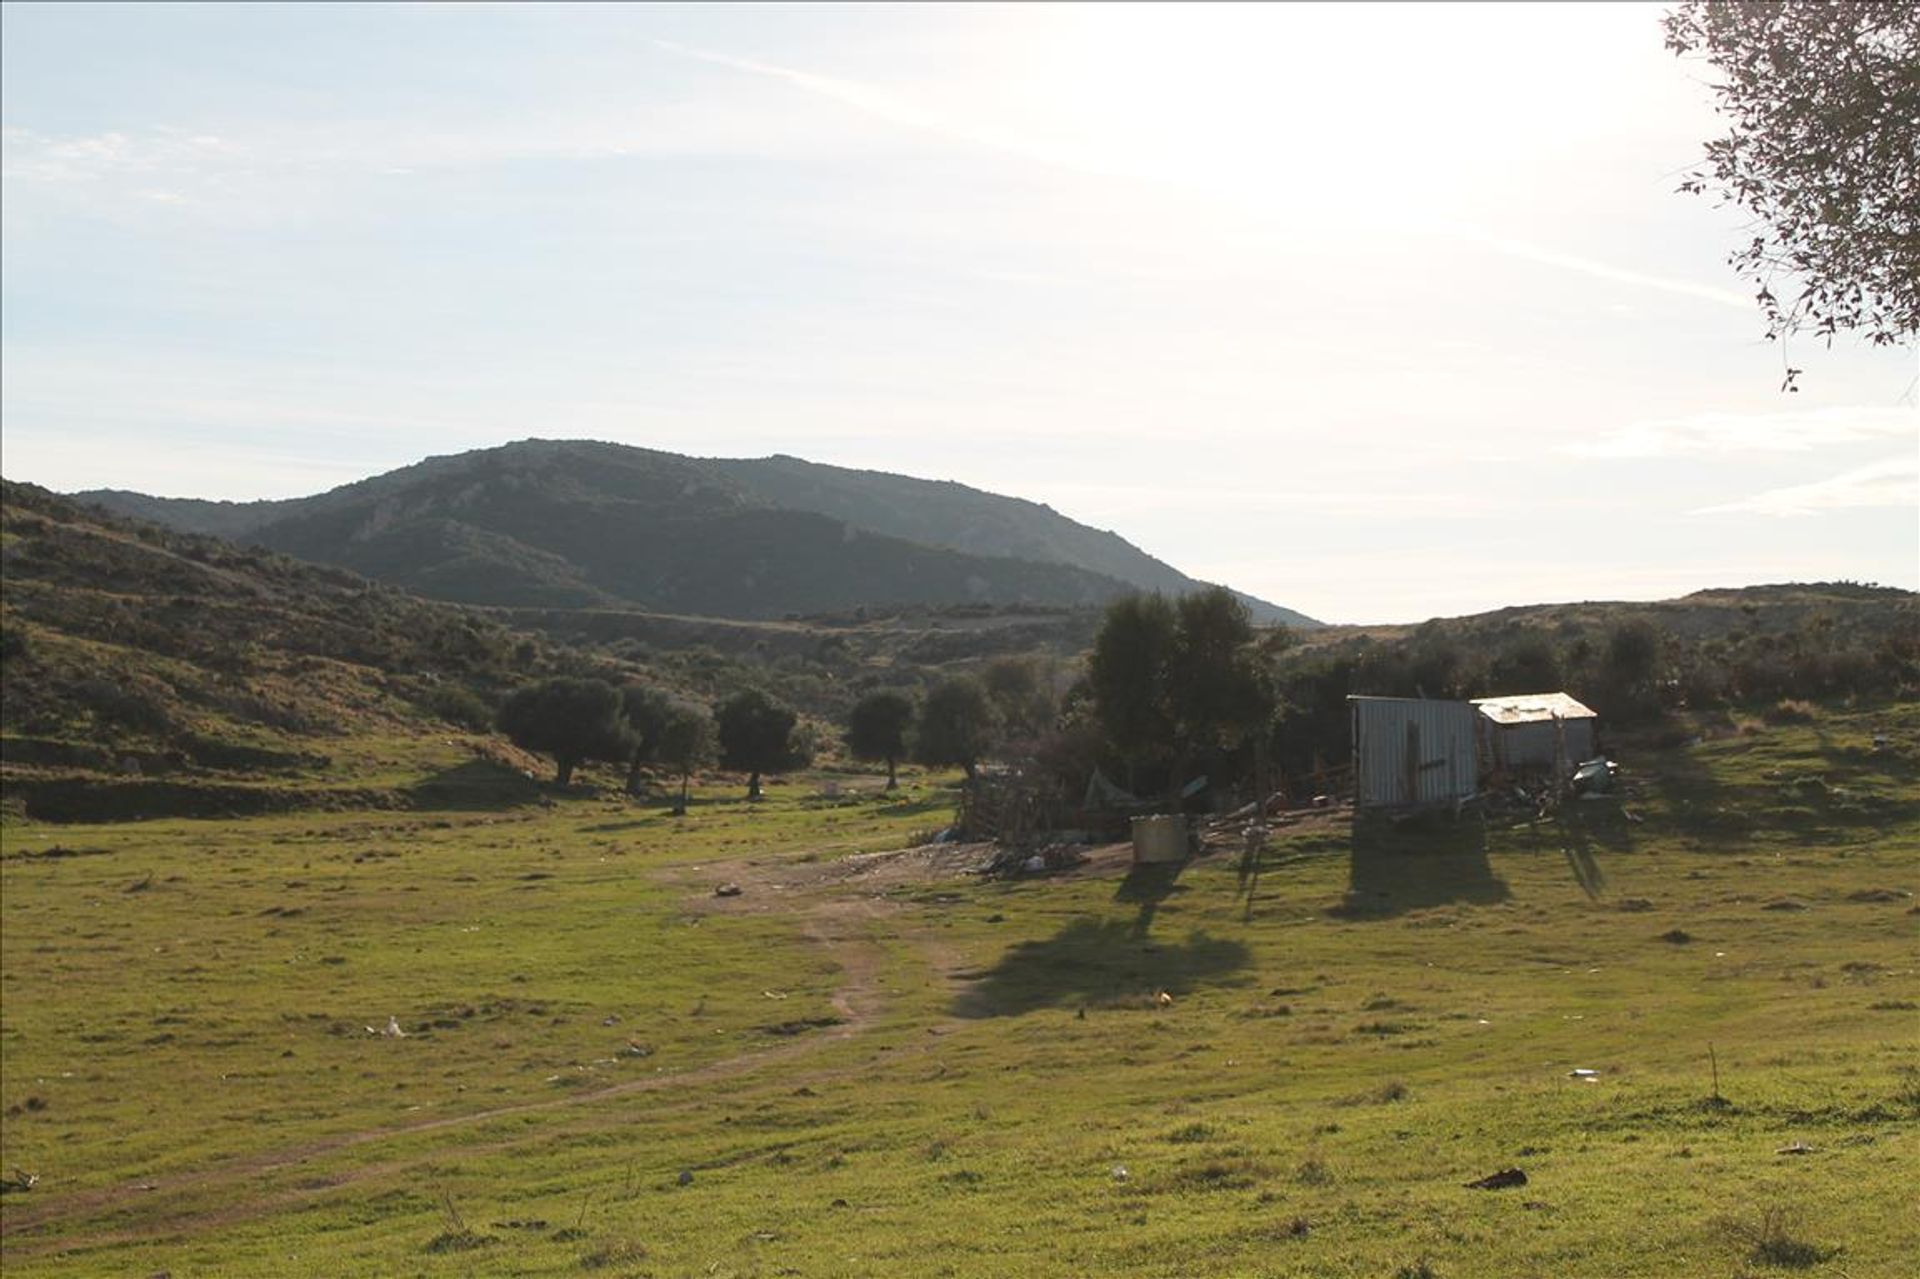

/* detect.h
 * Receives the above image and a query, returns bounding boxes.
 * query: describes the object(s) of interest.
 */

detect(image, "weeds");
[1715,1206,1834,1269]
[578,1238,649,1270]
[1295,1157,1334,1186]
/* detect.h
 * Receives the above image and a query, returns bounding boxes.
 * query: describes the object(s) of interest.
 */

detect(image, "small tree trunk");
[625,747,645,798]
[886,755,898,790]
[962,759,978,783]
[675,768,690,816]
[747,769,762,801]
[555,755,576,788]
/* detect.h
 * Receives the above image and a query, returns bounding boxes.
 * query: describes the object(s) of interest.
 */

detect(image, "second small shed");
[1471,692,1598,776]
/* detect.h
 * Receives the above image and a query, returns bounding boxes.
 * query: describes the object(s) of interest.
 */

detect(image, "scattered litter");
[1156,991,1174,1007]
[0,1169,38,1194]
[1110,1165,1130,1183]
[1776,1142,1813,1156]
[1464,1168,1528,1190]
[618,1040,653,1059]
[982,844,1089,879]
[714,883,743,898]
[601,1014,621,1026]
[676,1169,694,1186]
[1568,1069,1599,1081]
[366,1016,407,1038]
[1569,757,1617,795]
[762,990,789,1000]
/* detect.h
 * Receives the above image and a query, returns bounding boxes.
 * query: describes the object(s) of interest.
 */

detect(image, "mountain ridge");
[73,439,1320,626]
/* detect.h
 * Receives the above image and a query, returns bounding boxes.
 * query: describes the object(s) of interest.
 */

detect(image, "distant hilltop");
[72,439,1320,626]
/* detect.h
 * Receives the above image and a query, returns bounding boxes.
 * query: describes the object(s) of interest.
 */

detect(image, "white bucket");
[1130,814,1188,864]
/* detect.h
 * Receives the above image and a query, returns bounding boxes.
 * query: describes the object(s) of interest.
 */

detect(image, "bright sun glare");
[932,3,1672,227]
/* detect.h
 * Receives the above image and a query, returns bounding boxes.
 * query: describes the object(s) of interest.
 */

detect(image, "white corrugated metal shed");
[1470,692,1596,725]
[1472,691,1598,774]
[1348,696,1479,809]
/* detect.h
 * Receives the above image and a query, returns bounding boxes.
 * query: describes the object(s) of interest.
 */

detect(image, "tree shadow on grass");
[1329,811,1510,919]
[402,759,542,812]
[950,916,1250,1019]
[1557,800,1635,899]
[1113,862,1188,937]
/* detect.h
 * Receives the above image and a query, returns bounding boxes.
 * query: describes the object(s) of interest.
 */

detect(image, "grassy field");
[1,704,1915,1277]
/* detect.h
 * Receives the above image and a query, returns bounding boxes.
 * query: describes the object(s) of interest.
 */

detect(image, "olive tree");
[1665,1,1919,379]
[715,688,808,799]
[620,682,676,797]
[845,689,915,789]
[914,676,997,781]
[657,698,717,815]
[496,676,635,787]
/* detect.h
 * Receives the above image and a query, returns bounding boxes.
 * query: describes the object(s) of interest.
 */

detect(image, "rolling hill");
[74,440,1317,625]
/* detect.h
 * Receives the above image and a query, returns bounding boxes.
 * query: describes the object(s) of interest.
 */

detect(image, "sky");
[2,1,1915,624]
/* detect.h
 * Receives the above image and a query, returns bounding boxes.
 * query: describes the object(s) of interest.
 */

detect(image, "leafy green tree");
[1088,589,1277,799]
[1168,587,1274,759]
[620,683,675,797]
[915,676,997,781]
[657,698,717,815]
[716,688,806,799]
[845,689,916,789]
[1086,593,1179,790]
[981,655,1058,743]
[1665,1,1919,374]
[496,676,635,787]
[1487,630,1563,695]
[1598,617,1664,720]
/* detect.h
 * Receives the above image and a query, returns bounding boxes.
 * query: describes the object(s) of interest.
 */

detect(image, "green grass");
[2,705,1916,1277]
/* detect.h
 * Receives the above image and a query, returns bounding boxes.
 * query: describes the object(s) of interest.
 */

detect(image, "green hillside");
[74,440,1316,624]
[0,480,606,820]
[703,452,1314,626]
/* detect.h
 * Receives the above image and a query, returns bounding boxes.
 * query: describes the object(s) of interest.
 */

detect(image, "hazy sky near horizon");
[4,1,1915,623]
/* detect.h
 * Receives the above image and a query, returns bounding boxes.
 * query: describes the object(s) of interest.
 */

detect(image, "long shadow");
[950,916,1250,1019]
[1330,810,1510,919]
[1557,799,1635,898]
[1113,862,1188,937]
[401,758,543,812]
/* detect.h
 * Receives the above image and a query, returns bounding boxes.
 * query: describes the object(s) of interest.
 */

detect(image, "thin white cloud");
[1454,226,1751,310]
[1568,405,1919,459]
[1692,453,1920,517]
[0,125,240,184]
[650,40,943,136]
[649,41,1782,315]
[647,38,1101,180]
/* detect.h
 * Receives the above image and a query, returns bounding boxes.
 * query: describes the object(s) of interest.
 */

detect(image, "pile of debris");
[979,840,1091,879]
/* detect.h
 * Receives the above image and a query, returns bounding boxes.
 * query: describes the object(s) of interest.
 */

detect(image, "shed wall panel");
[1488,719,1595,772]
[1351,698,1478,808]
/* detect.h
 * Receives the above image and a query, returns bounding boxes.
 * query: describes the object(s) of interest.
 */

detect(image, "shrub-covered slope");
[75,440,1315,623]
[0,481,568,817]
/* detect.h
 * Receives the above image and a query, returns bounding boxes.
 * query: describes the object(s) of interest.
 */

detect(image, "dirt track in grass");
[0,842,996,1256]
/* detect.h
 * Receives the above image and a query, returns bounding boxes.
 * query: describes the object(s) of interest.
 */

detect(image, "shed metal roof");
[1470,692,1596,725]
